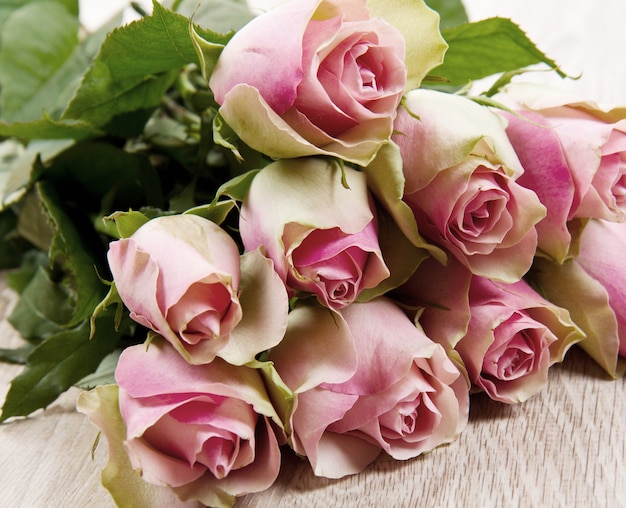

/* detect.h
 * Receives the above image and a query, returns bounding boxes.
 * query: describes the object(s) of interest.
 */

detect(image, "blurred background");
[78,0,626,104]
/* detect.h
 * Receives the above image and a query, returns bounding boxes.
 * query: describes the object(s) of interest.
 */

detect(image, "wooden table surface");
[1,271,625,508]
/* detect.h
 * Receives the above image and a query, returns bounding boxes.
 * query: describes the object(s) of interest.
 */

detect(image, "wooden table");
[1,273,625,508]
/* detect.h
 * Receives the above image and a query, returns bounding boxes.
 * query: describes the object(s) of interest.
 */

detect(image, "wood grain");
[1,272,625,508]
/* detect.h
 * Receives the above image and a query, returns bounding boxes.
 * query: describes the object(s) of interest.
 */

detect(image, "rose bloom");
[79,340,282,508]
[108,214,288,365]
[269,298,469,478]
[208,0,409,166]
[239,157,389,310]
[530,219,626,377]
[392,89,545,283]
[497,83,626,263]
[395,256,584,403]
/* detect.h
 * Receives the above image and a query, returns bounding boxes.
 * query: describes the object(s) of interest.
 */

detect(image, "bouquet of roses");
[1,0,624,506]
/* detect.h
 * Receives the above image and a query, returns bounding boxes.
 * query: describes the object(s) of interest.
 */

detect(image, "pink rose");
[395,256,584,403]
[78,340,282,508]
[530,219,626,377]
[269,298,469,478]
[208,0,408,165]
[392,89,546,282]
[239,158,389,310]
[497,83,626,262]
[108,214,288,365]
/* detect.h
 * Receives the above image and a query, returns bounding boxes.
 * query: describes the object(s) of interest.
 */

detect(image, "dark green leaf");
[62,1,222,128]
[75,349,122,389]
[7,264,73,341]
[423,0,468,30]
[5,249,48,293]
[46,141,164,211]
[0,344,35,364]
[0,208,32,269]
[0,2,88,123]
[0,308,124,422]
[36,182,107,326]
[432,17,565,86]
[0,116,102,140]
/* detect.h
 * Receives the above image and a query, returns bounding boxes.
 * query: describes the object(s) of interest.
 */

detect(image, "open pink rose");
[529,219,626,377]
[497,83,626,262]
[99,340,282,508]
[239,158,389,310]
[208,0,407,165]
[395,256,583,403]
[108,214,288,365]
[458,276,583,403]
[392,89,545,282]
[269,298,469,478]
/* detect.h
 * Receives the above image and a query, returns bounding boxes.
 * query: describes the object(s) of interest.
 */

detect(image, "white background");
[77,0,626,104]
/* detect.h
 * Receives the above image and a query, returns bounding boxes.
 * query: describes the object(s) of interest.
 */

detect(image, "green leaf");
[184,200,235,225]
[62,1,217,129]
[0,2,88,123]
[103,210,151,239]
[0,208,31,269]
[0,344,34,364]
[5,249,48,293]
[0,0,78,35]
[433,17,565,86]
[423,0,468,30]
[0,308,123,422]
[7,264,74,342]
[163,0,254,33]
[190,23,227,82]
[75,350,122,389]
[36,182,107,326]
[1,138,75,211]
[0,116,102,140]
[45,141,164,211]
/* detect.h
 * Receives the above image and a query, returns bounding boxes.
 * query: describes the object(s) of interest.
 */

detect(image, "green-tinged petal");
[366,0,448,89]
[248,359,295,437]
[217,84,385,166]
[357,205,429,301]
[219,250,289,366]
[364,141,446,261]
[76,385,202,508]
[530,258,621,377]
[269,303,357,394]
[396,89,524,192]
[500,82,626,124]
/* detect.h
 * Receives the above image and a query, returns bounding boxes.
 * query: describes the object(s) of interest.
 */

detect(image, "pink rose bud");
[270,298,469,478]
[496,83,626,263]
[108,341,282,507]
[108,215,290,366]
[393,89,546,283]
[239,158,390,310]
[209,0,408,165]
